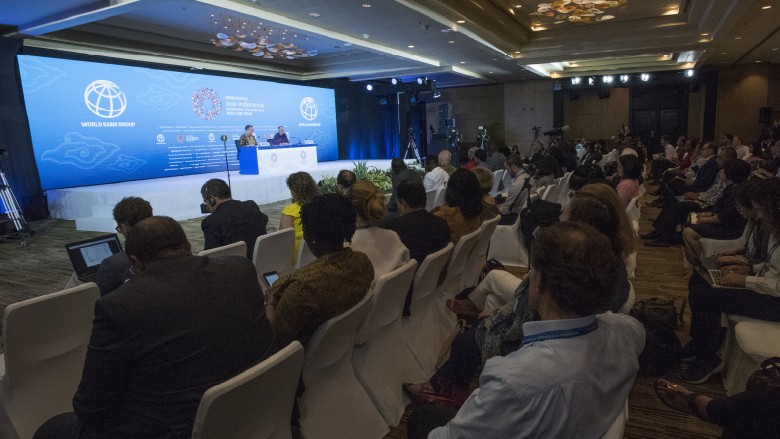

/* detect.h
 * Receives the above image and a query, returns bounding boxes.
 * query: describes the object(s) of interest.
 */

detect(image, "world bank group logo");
[84,80,127,118]
[300,97,317,121]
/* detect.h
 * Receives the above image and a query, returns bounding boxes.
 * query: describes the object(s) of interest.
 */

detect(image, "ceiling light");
[390,77,401,85]
[602,75,614,84]
[456,20,466,24]
[756,60,762,63]
[407,45,414,48]
[762,5,772,9]
[459,61,466,64]
[721,52,728,55]
[362,3,372,7]
[588,77,595,86]
[701,33,709,36]
[366,83,374,91]
[308,12,321,18]
[515,4,522,8]
[416,77,426,85]
[448,40,455,44]
[509,8,516,15]
[734,36,742,40]
[619,75,629,83]
[489,71,494,74]
[773,48,779,51]
[571,77,581,85]
[685,69,694,77]
[641,73,650,82]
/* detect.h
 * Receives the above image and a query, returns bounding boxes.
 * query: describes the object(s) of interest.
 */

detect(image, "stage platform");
[46,159,393,233]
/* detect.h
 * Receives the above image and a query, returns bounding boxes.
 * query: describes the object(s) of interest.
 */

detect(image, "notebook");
[65,234,123,283]
[682,240,746,289]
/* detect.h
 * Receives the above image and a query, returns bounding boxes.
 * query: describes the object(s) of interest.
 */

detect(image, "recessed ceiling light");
[407,45,414,48]
[734,36,742,40]
[459,61,466,64]
[756,60,762,63]
[761,5,772,9]
[509,8,515,15]
[456,20,466,24]
[309,12,321,18]
[773,47,779,51]
[700,33,709,36]
[489,71,494,74]
[362,3,372,7]
[721,52,728,55]
[515,4,522,7]
[492,58,498,61]
[448,40,455,44]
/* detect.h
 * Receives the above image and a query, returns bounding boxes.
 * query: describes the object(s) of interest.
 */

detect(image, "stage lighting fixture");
[416,77,428,85]
[366,83,374,91]
[602,75,614,84]
[685,69,694,77]
[619,74,629,83]
[391,77,401,85]
[588,77,595,86]
[640,73,650,82]
[571,77,581,85]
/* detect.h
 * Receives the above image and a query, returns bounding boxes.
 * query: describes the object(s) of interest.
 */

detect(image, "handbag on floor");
[746,357,780,392]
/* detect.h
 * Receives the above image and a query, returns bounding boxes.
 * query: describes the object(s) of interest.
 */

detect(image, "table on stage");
[238,144,319,175]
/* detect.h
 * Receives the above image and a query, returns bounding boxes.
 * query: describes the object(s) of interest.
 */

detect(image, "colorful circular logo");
[192,87,222,120]
[84,80,127,118]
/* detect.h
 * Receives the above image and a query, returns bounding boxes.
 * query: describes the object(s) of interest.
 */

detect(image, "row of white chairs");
[0,215,503,439]
[425,187,447,212]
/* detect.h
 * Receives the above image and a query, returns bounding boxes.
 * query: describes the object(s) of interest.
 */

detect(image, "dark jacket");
[693,157,718,193]
[201,199,268,259]
[384,209,450,265]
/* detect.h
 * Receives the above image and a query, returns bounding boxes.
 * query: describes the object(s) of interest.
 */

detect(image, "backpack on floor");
[630,297,686,376]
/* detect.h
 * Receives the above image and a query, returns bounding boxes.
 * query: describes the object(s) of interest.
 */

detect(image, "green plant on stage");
[365,166,392,193]
[352,161,370,180]
[318,175,338,194]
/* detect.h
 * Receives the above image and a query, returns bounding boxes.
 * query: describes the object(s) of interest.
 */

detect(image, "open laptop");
[66,234,123,283]
[682,240,746,289]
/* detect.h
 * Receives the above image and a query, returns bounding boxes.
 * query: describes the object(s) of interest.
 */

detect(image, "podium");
[239,144,319,175]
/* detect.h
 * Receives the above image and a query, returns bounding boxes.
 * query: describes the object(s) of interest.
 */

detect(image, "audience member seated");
[471,167,499,221]
[415,184,635,405]
[654,378,780,439]
[405,222,644,438]
[678,159,752,249]
[496,155,530,222]
[569,164,608,193]
[680,177,780,384]
[280,171,318,261]
[34,216,275,439]
[438,150,457,175]
[649,135,679,181]
[614,154,642,208]
[759,140,780,176]
[387,158,422,214]
[423,154,449,192]
[642,147,736,247]
[472,149,490,169]
[347,180,410,281]
[462,147,479,170]
[684,176,762,257]
[649,142,716,204]
[96,196,152,296]
[486,145,509,172]
[434,169,484,243]
[581,141,603,166]
[336,169,357,195]
[266,194,374,348]
[200,178,268,259]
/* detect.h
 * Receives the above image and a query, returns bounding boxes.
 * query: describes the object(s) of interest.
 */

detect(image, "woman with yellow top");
[281,172,318,263]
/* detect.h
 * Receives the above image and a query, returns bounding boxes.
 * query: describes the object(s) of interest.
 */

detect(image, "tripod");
[0,170,31,246]
[402,128,422,164]
[220,135,232,189]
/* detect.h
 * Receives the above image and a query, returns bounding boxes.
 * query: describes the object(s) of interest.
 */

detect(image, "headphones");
[204,188,217,207]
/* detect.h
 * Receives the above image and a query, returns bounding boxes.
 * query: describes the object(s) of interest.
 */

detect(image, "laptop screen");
[66,234,123,275]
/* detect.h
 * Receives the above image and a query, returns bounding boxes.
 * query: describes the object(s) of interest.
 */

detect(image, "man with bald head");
[35,216,275,439]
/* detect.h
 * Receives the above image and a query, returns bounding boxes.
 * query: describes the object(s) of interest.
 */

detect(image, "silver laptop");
[682,240,746,289]
[65,234,123,283]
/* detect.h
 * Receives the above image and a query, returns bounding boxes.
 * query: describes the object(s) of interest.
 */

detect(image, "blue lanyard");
[521,320,598,345]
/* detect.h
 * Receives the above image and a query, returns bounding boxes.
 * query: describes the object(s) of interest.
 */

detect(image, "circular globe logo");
[300,97,318,121]
[84,80,127,118]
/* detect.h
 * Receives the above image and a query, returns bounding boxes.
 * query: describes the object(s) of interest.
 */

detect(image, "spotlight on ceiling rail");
[602,75,614,84]
[640,73,650,82]
[366,83,374,91]
[571,77,581,85]
[685,69,694,78]
[391,77,401,85]
[619,74,629,83]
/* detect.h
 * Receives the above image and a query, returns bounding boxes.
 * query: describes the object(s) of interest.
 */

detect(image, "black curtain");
[0,37,47,220]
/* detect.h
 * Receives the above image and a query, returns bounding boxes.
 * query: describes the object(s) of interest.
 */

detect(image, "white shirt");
[429,313,645,439]
[349,227,410,282]
[664,143,677,161]
[424,167,450,192]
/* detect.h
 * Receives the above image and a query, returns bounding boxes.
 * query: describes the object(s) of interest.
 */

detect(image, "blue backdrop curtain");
[0,37,46,221]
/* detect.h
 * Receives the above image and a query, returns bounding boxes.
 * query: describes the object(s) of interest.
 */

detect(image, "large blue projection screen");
[18,55,338,190]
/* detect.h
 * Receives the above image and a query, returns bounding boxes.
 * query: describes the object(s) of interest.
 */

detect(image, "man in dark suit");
[384,180,450,315]
[35,216,275,439]
[200,178,268,259]
[95,196,153,296]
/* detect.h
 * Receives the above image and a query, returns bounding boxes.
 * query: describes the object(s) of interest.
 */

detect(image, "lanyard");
[758,239,780,277]
[521,320,598,345]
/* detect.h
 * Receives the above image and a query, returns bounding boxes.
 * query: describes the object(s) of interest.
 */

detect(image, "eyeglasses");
[115,224,125,233]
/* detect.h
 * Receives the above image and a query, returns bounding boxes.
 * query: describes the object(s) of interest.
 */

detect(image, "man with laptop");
[36,216,276,439]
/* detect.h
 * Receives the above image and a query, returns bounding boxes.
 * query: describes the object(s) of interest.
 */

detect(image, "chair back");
[600,400,629,439]
[626,196,641,236]
[356,260,417,346]
[252,228,295,284]
[198,241,247,258]
[410,243,454,313]
[433,187,447,209]
[0,283,99,439]
[490,169,504,196]
[440,228,481,297]
[191,341,304,439]
[463,215,501,288]
[296,239,317,270]
[425,189,437,212]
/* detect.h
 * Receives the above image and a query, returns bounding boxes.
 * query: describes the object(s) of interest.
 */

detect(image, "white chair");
[353,260,425,426]
[252,228,295,286]
[617,281,637,315]
[197,241,247,258]
[0,283,100,439]
[626,196,641,237]
[462,214,501,288]
[538,183,555,201]
[298,291,388,439]
[191,341,304,439]
[490,169,505,197]
[600,400,629,439]
[487,213,529,268]
[405,243,454,376]
[550,172,573,206]
[296,239,317,270]
[425,189,437,211]
[721,315,780,396]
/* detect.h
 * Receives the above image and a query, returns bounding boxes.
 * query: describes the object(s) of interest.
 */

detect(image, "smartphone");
[262,271,280,288]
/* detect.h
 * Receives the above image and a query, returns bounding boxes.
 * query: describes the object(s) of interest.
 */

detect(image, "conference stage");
[47,159,394,233]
